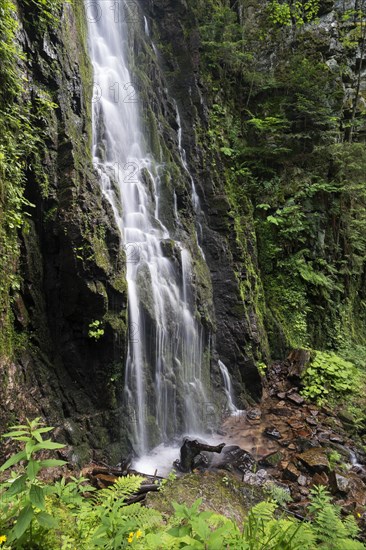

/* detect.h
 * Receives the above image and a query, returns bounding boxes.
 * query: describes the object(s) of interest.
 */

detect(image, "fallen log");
[137,483,160,494]
[174,438,226,473]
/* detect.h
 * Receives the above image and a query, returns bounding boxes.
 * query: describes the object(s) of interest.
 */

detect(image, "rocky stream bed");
[82,351,366,537]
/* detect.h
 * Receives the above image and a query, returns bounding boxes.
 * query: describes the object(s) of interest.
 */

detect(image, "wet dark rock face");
[1,2,129,465]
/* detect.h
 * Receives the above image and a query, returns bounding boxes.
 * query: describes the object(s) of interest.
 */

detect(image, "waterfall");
[85,1,211,455]
[174,103,205,255]
[218,360,238,414]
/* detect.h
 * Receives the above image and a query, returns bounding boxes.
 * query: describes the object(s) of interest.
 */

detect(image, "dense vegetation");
[0,420,365,549]
[193,0,366,362]
[0,0,61,357]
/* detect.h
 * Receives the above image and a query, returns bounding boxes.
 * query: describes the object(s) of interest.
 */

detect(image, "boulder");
[329,471,351,495]
[297,447,330,473]
[259,451,283,468]
[283,463,301,482]
[213,445,256,474]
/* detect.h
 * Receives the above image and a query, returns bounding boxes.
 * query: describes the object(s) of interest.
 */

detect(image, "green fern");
[95,475,143,505]
[309,486,365,549]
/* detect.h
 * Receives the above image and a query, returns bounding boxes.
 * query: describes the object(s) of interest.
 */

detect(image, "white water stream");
[218,360,238,414]
[86,1,211,457]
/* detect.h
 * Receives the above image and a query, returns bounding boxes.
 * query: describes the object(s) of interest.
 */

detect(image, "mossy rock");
[146,471,266,524]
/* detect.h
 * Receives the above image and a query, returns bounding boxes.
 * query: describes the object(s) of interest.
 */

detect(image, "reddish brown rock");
[297,448,329,473]
[283,463,301,482]
[312,472,329,486]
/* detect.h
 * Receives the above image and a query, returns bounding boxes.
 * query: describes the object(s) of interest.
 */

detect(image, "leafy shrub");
[301,350,359,403]
[0,418,66,547]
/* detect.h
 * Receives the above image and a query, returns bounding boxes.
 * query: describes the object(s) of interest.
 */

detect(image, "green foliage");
[301,350,359,403]
[257,362,268,377]
[88,320,105,340]
[1,423,365,549]
[0,0,59,357]
[193,0,366,357]
[308,485,364,549]
[0,418,66,547]
[327,450,345,472]
[268,0,320,27]
[18,0,64,33]
[264,482,293,506]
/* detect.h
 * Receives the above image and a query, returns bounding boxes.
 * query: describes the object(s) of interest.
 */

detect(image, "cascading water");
[218,360,238,414]
[85,1,211,455]
[174,104,205,254]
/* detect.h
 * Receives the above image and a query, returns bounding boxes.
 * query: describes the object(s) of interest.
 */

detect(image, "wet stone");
[329,435,344,444]
[286,393,305,406]
[259,451,283,468]
[306,416,318,426]
[215,445,256,474]
[264,426,282,440]
[243,468,269,486]
[270,406,292,417]
[312,472,329,486]
[295,437,318,453]
[297,475,307,487]
[247,408,262,421]
[317,431,331,442]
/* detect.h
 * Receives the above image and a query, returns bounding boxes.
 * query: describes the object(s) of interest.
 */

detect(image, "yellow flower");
[0,536,7,545]
[127,532,134,543]
[136,530,142,539]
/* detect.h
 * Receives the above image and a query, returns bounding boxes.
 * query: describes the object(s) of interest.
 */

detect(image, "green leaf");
[8,425,28,430]
[6,474,27,497]
[29,484,45,510]
[36,427,54,434]
[34,440,65,451]
[33,431,43,443]
[2,430,28,438]
[27,460,41,480]
[25,440,36,459]
[14,505,34,538]
[36,511,58,529]
[39,459,67,468]
[0,450,27,471]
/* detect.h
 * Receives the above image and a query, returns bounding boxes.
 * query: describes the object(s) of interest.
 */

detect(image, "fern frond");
[96,475,143,505]
[119,502,162,527]
[343,515,361,539]
[334,540,366,550]
[313,504,347,543]
[248,500,277,522]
